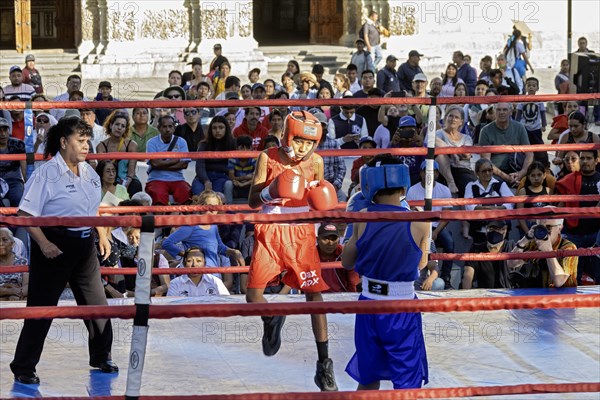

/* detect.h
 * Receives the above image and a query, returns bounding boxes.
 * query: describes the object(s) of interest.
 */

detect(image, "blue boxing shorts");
[345,295,428,388]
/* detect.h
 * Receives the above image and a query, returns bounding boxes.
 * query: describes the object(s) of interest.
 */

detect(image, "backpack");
[471,181,503,232]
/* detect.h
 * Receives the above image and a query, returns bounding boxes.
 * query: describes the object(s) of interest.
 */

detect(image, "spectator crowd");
[1,27,599,301]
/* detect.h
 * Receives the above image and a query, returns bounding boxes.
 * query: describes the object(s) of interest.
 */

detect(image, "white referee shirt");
[19,152,102,221]
[167,274,230,297]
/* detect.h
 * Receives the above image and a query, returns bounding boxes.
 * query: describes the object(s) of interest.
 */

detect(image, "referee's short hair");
[44,117,92,159]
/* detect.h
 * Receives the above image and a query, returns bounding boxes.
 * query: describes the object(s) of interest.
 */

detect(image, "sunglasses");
[184,109,198,116]
[166,94,181,99]
[36,117,49,123]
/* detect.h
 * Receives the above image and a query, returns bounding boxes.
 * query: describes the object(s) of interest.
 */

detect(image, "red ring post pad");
[0,293,598,321]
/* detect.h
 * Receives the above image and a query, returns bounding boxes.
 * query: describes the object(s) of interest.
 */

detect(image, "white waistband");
[361,276,415,300]
[261,205,310,215]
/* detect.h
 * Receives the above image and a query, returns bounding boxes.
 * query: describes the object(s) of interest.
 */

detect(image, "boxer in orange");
[247,111,338,391]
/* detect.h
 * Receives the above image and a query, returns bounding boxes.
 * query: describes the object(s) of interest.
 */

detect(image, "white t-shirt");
[406,182,452,228]
[167,273,230,297]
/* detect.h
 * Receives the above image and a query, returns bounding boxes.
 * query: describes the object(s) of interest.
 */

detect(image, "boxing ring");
[1,93,600,399]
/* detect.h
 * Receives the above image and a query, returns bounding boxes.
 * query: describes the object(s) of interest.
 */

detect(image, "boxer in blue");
[341,154,431,390]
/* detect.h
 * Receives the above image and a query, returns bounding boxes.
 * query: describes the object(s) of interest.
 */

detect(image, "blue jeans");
[192,171,233,204]
[372,45,383,70]
[563,231,600,284]
[3,177,24,207]
[435,228,455,281]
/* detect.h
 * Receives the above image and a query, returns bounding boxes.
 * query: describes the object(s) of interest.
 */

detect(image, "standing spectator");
[145,115,192,206]
[96,110,142,197]
[327,100,368,149]
[397,50,424,93]
[503,28,534,82]
[346,64,362,93]
[453,51,477,96]
[377,55,400,93]
[228,135,255,201]
[313,110,347,201]
[193,116,235,202]
[556,150,600,284]
[3,66,35,101]
[317,224,359,293]
[233,107,269,150]
[0,118,26,207]
[166,247,230,296]
[361,11,383,69]
[129,108,159,153]
[440,64,464,97]
[21,54,43,94]
[462,220,514,289]
[406,161,455,289]
[350,40,374,77]
[479,102,533,186]
[209,43,229,80]
[575,36,600,125]
[51,74,83,121]
[352,70,375,98]
[516,77,548,164]
[554,60,571,114]
[478,55,493,83]
[94,81,119,125]
[175,107,204,152]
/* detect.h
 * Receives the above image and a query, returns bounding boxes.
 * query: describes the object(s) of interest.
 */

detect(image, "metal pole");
[567,0,572,54]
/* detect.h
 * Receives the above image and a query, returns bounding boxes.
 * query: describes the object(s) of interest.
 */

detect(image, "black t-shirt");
[572,172,600,235]
[469,241,514,289]
[174,123,204,152]
[356,105,380,135]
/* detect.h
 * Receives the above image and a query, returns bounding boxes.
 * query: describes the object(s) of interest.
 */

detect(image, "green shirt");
[130,125,159,153]
[479,120,529,172]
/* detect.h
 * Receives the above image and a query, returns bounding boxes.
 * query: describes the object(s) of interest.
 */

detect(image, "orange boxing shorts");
[248,223,329,292]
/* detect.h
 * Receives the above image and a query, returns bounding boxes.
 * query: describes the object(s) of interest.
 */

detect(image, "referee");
[10,117,118,384]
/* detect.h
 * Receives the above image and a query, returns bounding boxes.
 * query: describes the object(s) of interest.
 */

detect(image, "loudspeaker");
[569,52,600,94]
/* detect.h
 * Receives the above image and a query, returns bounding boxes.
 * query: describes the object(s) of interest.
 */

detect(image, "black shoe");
[90,360,119,373]
[314,358,338,391]
[14,371,40,384]
[261,315,286,356]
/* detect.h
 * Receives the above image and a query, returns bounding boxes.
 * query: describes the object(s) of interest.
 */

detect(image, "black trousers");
[10,229,113,375]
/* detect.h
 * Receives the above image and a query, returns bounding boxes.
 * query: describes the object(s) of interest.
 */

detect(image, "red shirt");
[318,244,360,293]
[233,119,269,150]
[11,119,25,141]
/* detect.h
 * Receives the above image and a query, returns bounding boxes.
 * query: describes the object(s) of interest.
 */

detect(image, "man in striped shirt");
[3,66,35,101]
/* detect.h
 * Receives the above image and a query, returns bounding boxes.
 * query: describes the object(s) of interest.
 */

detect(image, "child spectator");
[167,247,230,296]
[515,161,554,233]
[262,135,280,149]
[516,77,548,165]
[228,135,256,201]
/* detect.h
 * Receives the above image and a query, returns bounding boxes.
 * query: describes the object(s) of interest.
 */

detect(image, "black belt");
[46,227,93,239]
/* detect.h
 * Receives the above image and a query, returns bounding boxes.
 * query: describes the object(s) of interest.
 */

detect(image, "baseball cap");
[487,220,507,228]
[409,50,424,58]
[9,65,22,74]
[0,117,9,128]
[359,136,377,147]
[214,43,222,49]
[25,54,35,62]
[399,115,417,128]
[188,57,202,66]
[63,109,81,120]
[355,38,365,45]
[98,81,112,89]
[420,160,439,170]
[413,73,428,82]
[225,92,239,100]
[308,108,328,125]
[317,224,339,238]
[251,82,266,92]
[386,55,398,62]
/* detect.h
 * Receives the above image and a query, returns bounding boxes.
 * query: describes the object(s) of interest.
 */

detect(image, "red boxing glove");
[260,169,307,204]
[307,180,338,211]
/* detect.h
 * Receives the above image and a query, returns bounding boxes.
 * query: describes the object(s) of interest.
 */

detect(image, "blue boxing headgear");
[360,162,410,203]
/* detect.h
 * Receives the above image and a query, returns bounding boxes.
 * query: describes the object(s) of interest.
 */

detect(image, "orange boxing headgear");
[282,111,322,161]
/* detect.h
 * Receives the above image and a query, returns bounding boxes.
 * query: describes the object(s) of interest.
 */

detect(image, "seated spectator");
[162,191,244,291]
[267,109,284,142]
[388,116,424,185]
[555,151,580,181]
[473,99,496,144]
[3,66,35,101]
[145,115,192,206]
[131,191,153,207]
[183,57,214,96]
[332,73,353,99]
[464,80,490,132]
[488,68,519,96]
[281,71,296,96]
[162,85,187,124]
[0,228,28,301]
[509,216,577,288]
[51,74,83,121]
[374,104,402,148]
[315,86,334,119]
[264,79,276,98]
[96,110,142,197]
[233,107,269,150]
[248,67,261,84]
[317,224,359,293]
[78,108,104,151]
[167,247,230,296]
[555,150,600,284]
[327,99,368,149]
[464,158,514,244]
[553,111,600,167]
[250,83,271,123]
[356,87,384,134]
[263,135,280,149]
[515,161,554,233]
[478,55,493,82]
[415,241,445,291]
[7,97,25,141]
[462,220,513,289]
[346,63,362,93]
[97,161,130,203]
[129,108,159,153]
[0,118,26,207]
[193,116,235,202]
[175,107,204,152]
[548,101,578,144]
[426,106,475,197]
[32,112,57,168]
[312,110,347,201]
[120,226,170,297]
[22,54,43,94]
[479,102,532,187]
[429,77,442,97]
[312,64,332,93]
[291,72,319,110]
[228,135,255,201]
[212,61,232,99]
[352,70,375,98]
[407,161,454,288]
[516,77,548,165]
[215,93,245,129]
[349,136,376,195]
[440,64,464,97]
[94,81,119,125]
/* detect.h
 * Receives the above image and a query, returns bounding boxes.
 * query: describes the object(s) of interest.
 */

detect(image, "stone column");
[191,0,201,52]
[97,0,108,54]
[339,0,363,46]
